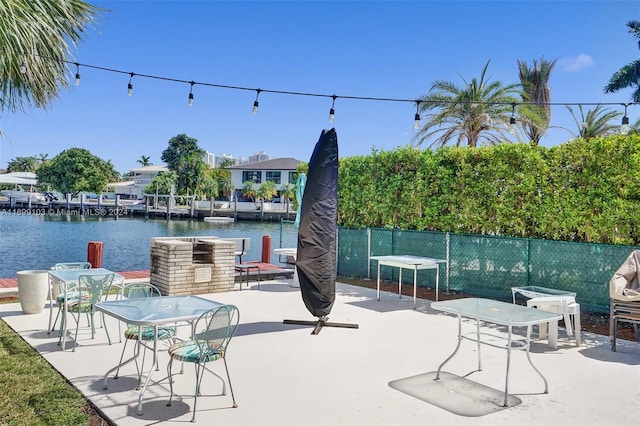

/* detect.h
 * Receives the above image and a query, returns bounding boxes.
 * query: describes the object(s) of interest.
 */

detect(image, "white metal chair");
[48,262,92,334]
[62,272,115,351]
[166,304,240,422]
[112,283,176,389]
[527,295,581,348]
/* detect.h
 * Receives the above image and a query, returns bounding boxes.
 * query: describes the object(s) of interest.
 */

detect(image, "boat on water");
[0,190,47,204]
[204,216,235,224]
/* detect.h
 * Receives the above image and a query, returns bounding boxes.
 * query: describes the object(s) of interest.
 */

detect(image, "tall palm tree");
[604,20,640,102]
[517,57,557,145]
[137,155,152,167]
[414,60,520,148]
[0,0,101,118]
[566,105,622,140]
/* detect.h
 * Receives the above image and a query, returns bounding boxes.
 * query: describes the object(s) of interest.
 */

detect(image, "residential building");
[228,157,302,201]
[108,165,168,199]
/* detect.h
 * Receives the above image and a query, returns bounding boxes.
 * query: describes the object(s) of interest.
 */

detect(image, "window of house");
[288,172,296,184]
[242,171,262,183]
[266,171,281,184]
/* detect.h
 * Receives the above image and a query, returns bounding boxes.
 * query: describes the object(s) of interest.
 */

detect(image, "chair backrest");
[78,273,115,309]
[221,238,251,256]
[119,282,163,300]
[193,304,240,354]
[54,262,92,270]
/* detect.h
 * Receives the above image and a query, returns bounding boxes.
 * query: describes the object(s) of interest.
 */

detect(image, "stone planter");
[17,270,50,314]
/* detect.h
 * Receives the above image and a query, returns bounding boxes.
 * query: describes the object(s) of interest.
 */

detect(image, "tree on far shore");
[36,147,118,197]
[160,134,206,195]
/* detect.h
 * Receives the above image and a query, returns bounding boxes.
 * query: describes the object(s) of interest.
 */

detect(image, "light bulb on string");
[621,103,630,135]
[328,95,337,123]
[20,60,27,74]
[509,103,517,131]
[188,81,195,106]
[74,63,81,86]
[127,72,134,96]
[252,89,261,114]
[413,100,422,130]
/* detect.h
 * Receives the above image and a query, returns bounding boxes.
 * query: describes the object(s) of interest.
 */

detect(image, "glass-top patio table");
[431,297,563,407]
[96,295,223,415]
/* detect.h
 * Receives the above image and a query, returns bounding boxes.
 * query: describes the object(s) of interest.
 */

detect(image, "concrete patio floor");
[1,280,639,426]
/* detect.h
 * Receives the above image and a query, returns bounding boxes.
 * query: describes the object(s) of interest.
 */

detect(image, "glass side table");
[511,285,577,304]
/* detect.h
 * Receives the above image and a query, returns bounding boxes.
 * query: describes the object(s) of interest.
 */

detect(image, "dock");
[0,263,294,297]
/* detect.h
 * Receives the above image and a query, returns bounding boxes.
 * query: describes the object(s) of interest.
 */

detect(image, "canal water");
[0,214,299,278]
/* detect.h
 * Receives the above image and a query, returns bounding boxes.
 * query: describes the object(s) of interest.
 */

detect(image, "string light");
[252,89,261,114]
[127,72,134,96]
[24,57,637,127]
[413,100,421,130]
[188,81,195,106]
[509,102,517,128]
[621,103,630,135]
[328,95,337,123]
[74,63,81,86]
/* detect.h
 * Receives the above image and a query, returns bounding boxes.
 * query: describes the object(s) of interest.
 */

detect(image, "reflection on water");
[0,215,298,278]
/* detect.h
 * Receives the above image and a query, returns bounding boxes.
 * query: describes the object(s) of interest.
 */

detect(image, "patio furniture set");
[42,250,639,419]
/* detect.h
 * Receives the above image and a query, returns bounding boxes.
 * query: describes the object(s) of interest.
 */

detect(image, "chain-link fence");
[337,227,638,314]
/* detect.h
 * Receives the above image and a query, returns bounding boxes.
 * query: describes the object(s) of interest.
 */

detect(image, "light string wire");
[60,59,635,111]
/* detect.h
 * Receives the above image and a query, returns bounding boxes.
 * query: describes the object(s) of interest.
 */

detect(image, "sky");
[1,0,638,174]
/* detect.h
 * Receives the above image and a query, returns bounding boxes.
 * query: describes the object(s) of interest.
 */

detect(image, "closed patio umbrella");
[284,128,358,334]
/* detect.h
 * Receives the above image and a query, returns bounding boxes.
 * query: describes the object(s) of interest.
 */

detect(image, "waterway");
[0,214,299,278]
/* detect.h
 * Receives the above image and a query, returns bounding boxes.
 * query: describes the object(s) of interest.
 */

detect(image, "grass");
[0,318,107,425]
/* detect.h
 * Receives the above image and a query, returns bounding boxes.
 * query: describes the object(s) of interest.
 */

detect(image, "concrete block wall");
[150,236,235,296]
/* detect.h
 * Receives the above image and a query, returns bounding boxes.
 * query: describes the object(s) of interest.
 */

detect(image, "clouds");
[558,53,595,72]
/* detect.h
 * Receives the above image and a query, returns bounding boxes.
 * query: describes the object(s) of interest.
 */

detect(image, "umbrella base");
[283,317,359,335]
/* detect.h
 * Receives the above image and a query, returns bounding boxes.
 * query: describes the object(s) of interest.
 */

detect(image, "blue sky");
[1,0,638,173]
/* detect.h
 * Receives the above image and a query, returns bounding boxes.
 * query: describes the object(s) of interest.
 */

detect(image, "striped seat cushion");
[56,292,89,303]
[67,300,93,313]
[124,325,175,341]
[169,340,224,363]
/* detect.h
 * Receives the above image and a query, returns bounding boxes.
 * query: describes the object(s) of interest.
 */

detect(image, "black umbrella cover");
[296,128,338,318]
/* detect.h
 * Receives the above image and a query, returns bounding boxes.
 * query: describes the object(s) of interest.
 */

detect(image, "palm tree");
[604,20,640,102]
[280,183,295,215]
[256,181,278,208]
[7,156,38,172]
[137,155,152,167]
[414,60,520,148]
[566,105,622,140]
[517,57,557,145]
[242,180,257,205]
[0,0,101,121]
[37,153,49,164]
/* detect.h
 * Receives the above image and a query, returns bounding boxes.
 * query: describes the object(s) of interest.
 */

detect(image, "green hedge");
[338,135,640,245]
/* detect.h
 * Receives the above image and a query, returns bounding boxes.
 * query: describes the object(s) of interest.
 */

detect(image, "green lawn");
[0,318,106,425]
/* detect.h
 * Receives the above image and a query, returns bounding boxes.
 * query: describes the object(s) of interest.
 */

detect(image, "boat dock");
[0,263,294,297]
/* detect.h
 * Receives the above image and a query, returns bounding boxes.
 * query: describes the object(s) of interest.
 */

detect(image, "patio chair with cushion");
[112,283,176,389]
[609,250,640,351]
[166,304,240,422]
[48,262,92,334]
[62,272,115,351]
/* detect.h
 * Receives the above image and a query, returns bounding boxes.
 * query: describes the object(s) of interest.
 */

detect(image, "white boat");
[0,190,47,204]
[203,216,235,224]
